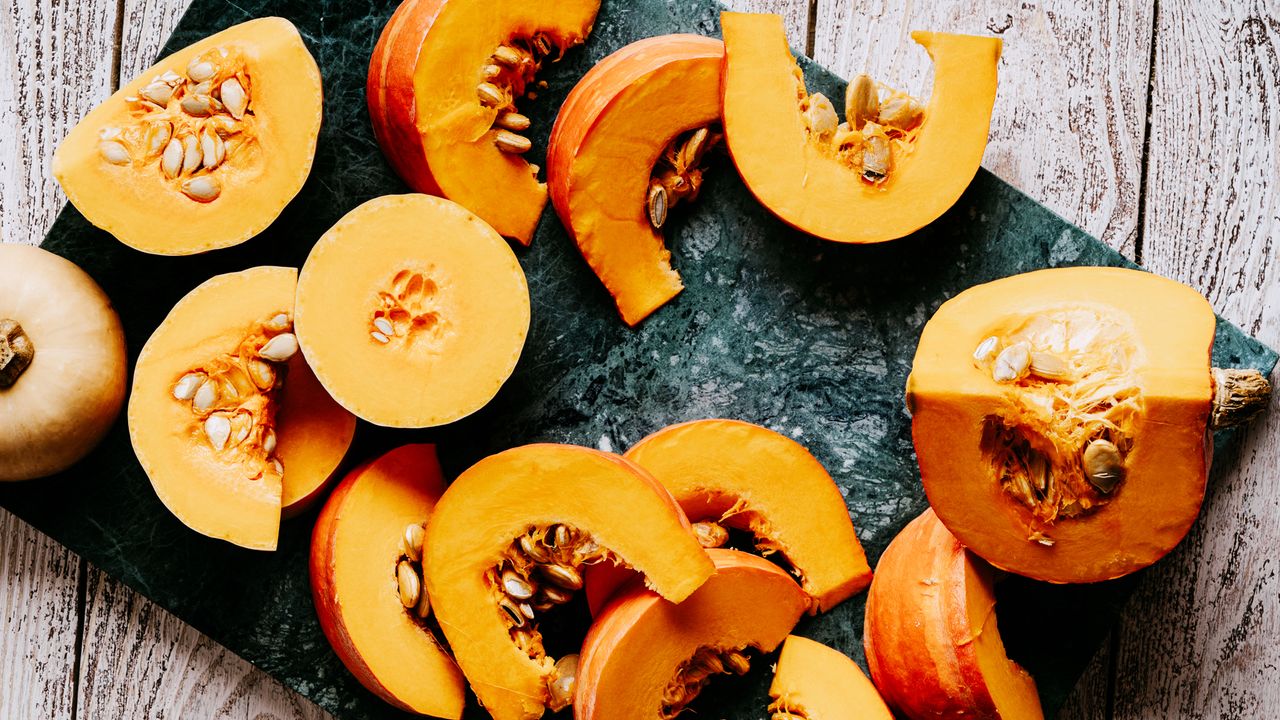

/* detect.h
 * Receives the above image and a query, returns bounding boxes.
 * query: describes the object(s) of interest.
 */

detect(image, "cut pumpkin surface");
[769,635,893,720]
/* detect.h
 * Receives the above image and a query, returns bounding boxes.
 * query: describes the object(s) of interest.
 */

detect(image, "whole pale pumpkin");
[0,244,127,481]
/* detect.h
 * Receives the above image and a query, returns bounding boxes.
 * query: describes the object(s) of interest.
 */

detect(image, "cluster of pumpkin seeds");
[370,269,441,345]
[798,73,924,184]
[660,645,753,719]
[646,127,722,230]
[100,47,254,202]
[477,35,557,157]
[395,522,434,620]
[170,312,294,480]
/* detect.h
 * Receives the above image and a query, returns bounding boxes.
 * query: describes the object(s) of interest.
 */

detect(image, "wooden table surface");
[2,0,1277,718]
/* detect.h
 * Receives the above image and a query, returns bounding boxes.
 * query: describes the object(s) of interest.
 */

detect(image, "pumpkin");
[368,0,600,245]
[908,267,1272,582]
[421,443,714,720]
[863,509,1042,720]
[310,444,466,718]
[547,35,725,325]
[53,18,322,255]
[576,549,809,719]
[768,635,893,720]
[0,245,127,482]
[294,194,530,428]
[129,266,355,550]
[720,12,1000,244]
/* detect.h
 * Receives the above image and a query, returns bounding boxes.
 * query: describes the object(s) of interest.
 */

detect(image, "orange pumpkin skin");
[547,35,724,325]
[310,445,466,718]
[576,549,809,719]
[909,267,1216,583]
[863,510,1042,720]
[769,635,893,720]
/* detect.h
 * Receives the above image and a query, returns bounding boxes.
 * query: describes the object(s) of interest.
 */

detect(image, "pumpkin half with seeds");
[769,635,893,720]
[310,444,466,718]
[422,443,714,720]
[53,18,322,255]
[547,35,724,326]
[908,267,1272,583]
[368,0,600,245]
[577,549,808,720]
[129,267,355,551]
[720,12,1000,244]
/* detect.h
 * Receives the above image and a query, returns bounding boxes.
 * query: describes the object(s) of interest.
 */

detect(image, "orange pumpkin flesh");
[294,194,530,429]
[547,35,724,325]
[53,18,322,255]
[310,444,466,718]
[368,0,600,245]
[909,267,1219,583]
[576,549,809,719]
[768,635,893,720]
[422,443,714,720]
[863,510,1042,720]
[720,12,1000,244]
[129,267,354,550]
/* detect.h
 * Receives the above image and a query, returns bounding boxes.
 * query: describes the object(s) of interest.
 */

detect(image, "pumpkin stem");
[1210,368,1272,430]
[0,319,35,389]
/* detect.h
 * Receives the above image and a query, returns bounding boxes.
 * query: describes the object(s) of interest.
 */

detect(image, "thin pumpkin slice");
[908,267,1272,582]
[53,18,322,255]
[863,509,1042,720]
[768,635,893,720]
[294,194,530,428]
[422,443,714,720]
[721,12,1000,243]
[577,549,809,719]
[547,35,725,325]
[368,0,601,244]
[310,444,466,718]
[130,267,355,550]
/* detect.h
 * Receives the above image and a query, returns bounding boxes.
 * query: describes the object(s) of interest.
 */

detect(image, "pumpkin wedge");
[422,443,714,720]
[548,35,725,325]
[769,635,893,720]
[577,549,809,719]
[310,444,466,718]
[130,267,355,550]
[368,0,600,244]
[54,18,322,254]
[908,267,1272,582]
[721,12,1000,243]
[864,509,1042,720]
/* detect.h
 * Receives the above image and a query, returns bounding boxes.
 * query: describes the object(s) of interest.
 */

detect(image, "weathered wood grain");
[1115,1,1280,717]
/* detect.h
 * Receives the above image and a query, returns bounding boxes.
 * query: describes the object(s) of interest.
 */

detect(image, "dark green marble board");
[3,0,1275,718]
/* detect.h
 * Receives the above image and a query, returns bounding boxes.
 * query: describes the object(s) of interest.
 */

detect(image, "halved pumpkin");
[368,0,600,244]
[577,548,809,719]
[909,267,1271,582]
[769,635,893,720]
[864,509,1042,720]
[310,444,466,717]
[53,18,322,254]
[721,12,1000,243]
[547,35,725,325]
[130,267,355,550]
[422,443,714,720]
[294,194,530,428]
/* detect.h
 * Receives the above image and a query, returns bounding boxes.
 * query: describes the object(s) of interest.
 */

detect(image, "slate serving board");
[3,0,1275,718]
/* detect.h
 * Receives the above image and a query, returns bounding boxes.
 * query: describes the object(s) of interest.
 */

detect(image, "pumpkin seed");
[200,129,225,170]
[173,372,205,401]
[540,563,583,591]
[803,93,838,136]
[495,111,531,132]
[99,140,130,166]
[477,82,506,107]
[271,457,284,475]
[845,73,879,129]
[371,331,390,344]
[265,313,290,332]
[161,138,184,178]
[192,379,219,412]
[220,77,248,119]
[187,59,216,83]
[499,598,526,627]
[231,413,253,445]
[539,584,573,605]
[247,359,275,389]
[415,581,432,618]
[181,176,221,202]
[258,333,298,362]
[146,121,173,157]
[647,180,668,229]
[861,123,891,180]
[696,652,724,675]
[373,317,394,337]
[879,95,924,132]
[494,130,532,154]
[502,569,535,600]
[181,94,215,117]
[531,34,553,57]
[181,134,202,175]
[262,428,277,455]
[973,335,1000,363]
[1029,352,1070,381]
[993,343,1031,383]
[403,523,425,562]
[1083,439,1124,494]
[1027,453,1049,494]
[723,650,750,675]
[691,521,728,548]
[204,413,232,451]
[482,63,503,81]
[493,45,523,67]
[678,127,712,170]
[397,560,421,608]
[547,654,579,711]
[139,81,175,107]
[551,524,572,550]
[191,80,214,97]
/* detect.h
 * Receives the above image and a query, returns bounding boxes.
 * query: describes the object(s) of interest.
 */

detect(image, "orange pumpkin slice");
[294,194,530,428]
[547,35,725,325]
[130,267,355,550]
[310,444,466,718]
[769,635,893,720]
[53,18,322,254]
[721,12,1000,243]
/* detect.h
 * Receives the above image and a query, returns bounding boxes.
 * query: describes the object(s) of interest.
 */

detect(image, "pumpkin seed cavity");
[797,72,925,184]
[478,35,561,160]
[371,269,441,346]
[660,646,754,719]
[647,126,722,230]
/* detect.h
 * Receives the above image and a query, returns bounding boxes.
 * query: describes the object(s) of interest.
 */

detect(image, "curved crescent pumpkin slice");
[547,35,725,325]
[864,510,1042,720]
[422,443,714,720]
[294,194,530,428]
[368,0,601,244]
[310,444,466,718]
[577,549,809,719]
[769,635,893,720]
[130,267,355,550]
[721,12,1000,243]
[53,18,322,254]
